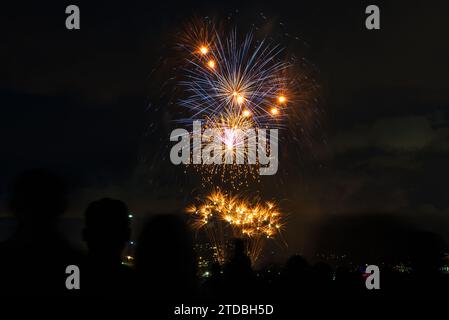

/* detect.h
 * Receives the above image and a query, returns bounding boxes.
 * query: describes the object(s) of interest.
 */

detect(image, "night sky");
[1,1,449,261]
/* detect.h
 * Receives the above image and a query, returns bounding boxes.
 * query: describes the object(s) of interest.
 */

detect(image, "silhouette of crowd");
[1,169,449,299]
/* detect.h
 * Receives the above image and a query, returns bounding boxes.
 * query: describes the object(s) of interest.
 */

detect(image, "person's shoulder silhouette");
[0,169,82,296]
[278,254,312,298]
[82,198,134,297]
[222,238,256,298]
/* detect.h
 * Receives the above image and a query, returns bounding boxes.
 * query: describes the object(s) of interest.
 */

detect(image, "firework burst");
[179,29,291,128]
[158,16,321,263]
[177,23,293,187]
[192,110,262,189]
[187,190,286,264]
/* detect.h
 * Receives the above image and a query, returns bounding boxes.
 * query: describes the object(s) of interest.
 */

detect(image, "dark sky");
[1,1,449,259]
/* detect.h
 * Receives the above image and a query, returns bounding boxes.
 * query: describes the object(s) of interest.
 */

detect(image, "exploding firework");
[145,16,320,191]
[186,190,286,264]
[195,110,263,189]
[177,22,295,187]
[145,17,321,264]
[179,29,291,128]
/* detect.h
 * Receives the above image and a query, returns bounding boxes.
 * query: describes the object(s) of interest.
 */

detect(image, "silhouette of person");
[134,214,197,299]
[82,198,134,297]
[223,238,255,298]
[278,254,312,298]
[0,169,82,296]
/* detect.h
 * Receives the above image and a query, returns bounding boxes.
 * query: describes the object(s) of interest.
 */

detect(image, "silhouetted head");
[226,238,252,277]
[8,169,68,225]
[83,198,130,258]
[284,255,309,274]
[233,238,246,256]
[281,255,311,286]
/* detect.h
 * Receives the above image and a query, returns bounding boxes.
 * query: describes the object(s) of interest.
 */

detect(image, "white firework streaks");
[178,30,291,129]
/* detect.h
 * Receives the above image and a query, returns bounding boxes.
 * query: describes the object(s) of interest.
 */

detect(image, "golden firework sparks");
[207,59,216,69]
[270,107,279,115]
[187,190,286,263]
[277,95,287,104]
[199,45,209,55]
